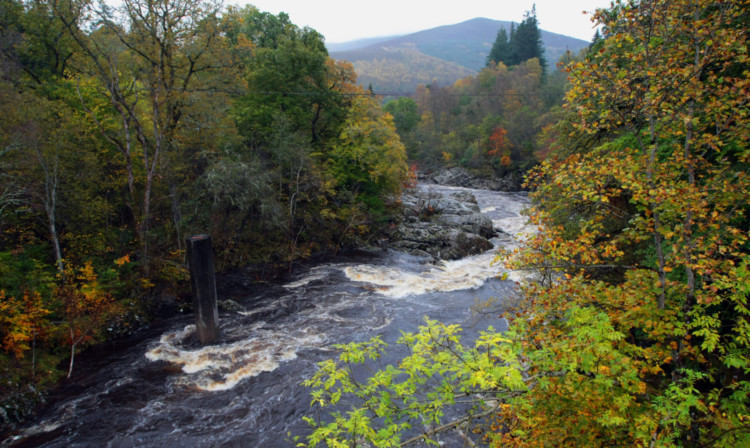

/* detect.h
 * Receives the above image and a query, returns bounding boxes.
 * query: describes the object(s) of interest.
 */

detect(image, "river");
[3,185,531,448]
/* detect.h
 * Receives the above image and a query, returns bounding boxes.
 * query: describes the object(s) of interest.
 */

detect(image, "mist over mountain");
[328,17,589,92]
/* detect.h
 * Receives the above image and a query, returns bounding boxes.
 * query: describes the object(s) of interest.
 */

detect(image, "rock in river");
[390,188,496,260]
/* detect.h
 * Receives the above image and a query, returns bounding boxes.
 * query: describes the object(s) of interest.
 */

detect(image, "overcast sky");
[234,0,613,43]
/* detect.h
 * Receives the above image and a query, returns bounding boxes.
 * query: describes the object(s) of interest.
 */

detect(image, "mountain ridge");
[328,17,589,92]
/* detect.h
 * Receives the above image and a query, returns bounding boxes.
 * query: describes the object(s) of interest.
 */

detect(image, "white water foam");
[343,189,536,298]
[144,289,391,392]
[145,323,323,391]
[282,272,327,289]
[343,250,504,298]
[143,185,534,391]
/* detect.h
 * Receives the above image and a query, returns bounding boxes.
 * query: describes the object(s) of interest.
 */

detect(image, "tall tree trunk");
[638,123,667,309]
[140,171,153,271]
[67,327,76,379]
[35,144,64,274]
[170,180,183,252]
[678,7,704,369]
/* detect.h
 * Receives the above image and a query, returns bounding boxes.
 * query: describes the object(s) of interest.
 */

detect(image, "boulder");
[218,299,245,313]
[390,189,495,260]
[437,213,495,239]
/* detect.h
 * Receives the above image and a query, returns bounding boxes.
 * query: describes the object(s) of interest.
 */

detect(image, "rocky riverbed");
[421,166,526,191]
[388,186,506,261]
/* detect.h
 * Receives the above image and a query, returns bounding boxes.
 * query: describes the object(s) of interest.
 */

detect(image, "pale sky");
[234,0,613,43]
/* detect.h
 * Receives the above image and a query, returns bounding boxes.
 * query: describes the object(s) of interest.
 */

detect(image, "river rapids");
[3,185,532,447]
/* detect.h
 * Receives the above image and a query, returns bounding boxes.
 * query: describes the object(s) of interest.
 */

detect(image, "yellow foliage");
[0,290,51,359]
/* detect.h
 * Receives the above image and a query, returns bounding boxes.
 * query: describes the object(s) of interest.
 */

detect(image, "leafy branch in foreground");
[300,318,526,447]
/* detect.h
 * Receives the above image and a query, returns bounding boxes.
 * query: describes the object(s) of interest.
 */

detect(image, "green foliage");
[508,7,547,74]
[0,0,76,83]
[329,95,408,215]
[486,8,547,74]
[487,28,510,68]
[0,250,56,299]
[228,6,344,146]
[383,97,420,135]
[215,7,410,265]
[302,318,525,447]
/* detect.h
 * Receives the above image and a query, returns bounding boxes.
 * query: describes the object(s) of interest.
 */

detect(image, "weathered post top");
[186,234,220,345]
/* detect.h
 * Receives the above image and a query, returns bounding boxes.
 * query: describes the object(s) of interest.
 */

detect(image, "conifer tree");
[486,7,546,73]
[590,28,603,48]
[486,27,510,67]
[509,5,546,73]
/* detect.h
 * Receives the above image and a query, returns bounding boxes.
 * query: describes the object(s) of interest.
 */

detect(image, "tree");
[508,6,547,73]
[302,319,526,447]
[228,7,341,146]
[0,0,77,85]
[589,28,603,49]
[486,8,547,73]
[0,290,50,375]
[505,0,750,444]
[328,94,408,219]
[486,27,510,67]
[57,0,226,268]
[0,87,62,273]
[488,126,511,166]
[213,7,371,267]
[56,262,115,378]
[383,97,420,135]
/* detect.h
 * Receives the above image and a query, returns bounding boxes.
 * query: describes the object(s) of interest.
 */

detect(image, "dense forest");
[387,7,561,183]
[302,0,750,447]
[0,0,408,420]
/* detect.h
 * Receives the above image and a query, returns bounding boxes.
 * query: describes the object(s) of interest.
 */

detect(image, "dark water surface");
[3,186,530,448]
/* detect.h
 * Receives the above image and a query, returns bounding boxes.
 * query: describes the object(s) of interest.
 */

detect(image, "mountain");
[331,44,477,93]
[326,35,402,52]
[328,17,589,93]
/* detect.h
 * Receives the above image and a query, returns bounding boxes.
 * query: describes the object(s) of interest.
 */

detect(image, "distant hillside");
[329,17,589,92]
[346,46,477,93]
[326,35,401,52]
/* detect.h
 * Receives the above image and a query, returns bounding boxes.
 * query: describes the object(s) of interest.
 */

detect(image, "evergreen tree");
[486,27,510,67]
[485,7,546,73]
[509,5,546,74]
[589,28,603,49]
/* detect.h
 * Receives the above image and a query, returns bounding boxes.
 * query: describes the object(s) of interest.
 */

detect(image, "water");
[2,185,531,448]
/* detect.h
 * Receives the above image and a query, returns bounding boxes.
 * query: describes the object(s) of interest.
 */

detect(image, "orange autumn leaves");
[0,261,116,376]
[489,127,512,167]
[0,290,49,360]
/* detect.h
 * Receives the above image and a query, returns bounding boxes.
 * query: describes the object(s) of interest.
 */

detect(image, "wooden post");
[187,234,219,345]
